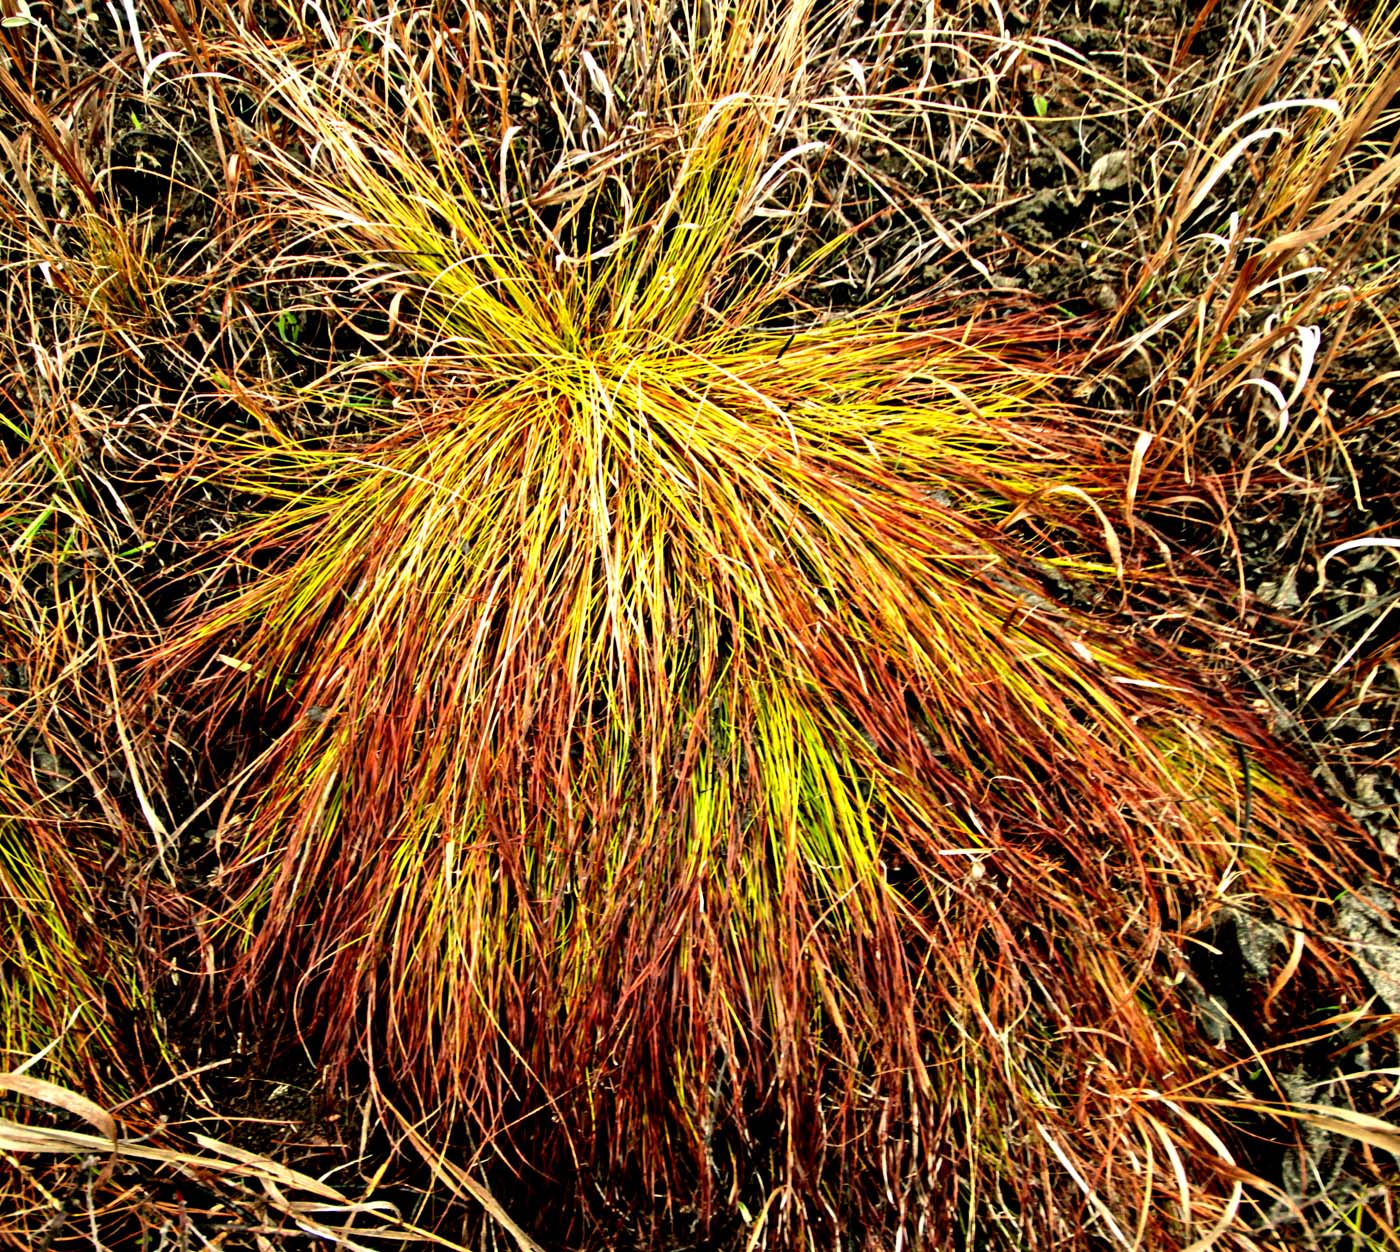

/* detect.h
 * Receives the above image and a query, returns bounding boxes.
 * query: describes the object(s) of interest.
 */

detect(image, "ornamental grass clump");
[139,3,1378,1247]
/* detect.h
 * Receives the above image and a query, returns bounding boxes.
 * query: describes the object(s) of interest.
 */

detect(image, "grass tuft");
[121,4,1382,1246]
[0,0,1389,1247]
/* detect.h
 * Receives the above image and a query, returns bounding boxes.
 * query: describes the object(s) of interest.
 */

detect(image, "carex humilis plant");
[141,2,1378,1247]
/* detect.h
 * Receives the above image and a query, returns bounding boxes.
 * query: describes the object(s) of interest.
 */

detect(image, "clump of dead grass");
[1095,0,1400,494]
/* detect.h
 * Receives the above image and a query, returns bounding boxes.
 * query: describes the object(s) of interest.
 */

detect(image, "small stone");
[1091,282,1120,311]
[1339,888,1400,1012]
[1255,569,1301,609]
[1086,150,1129,193]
